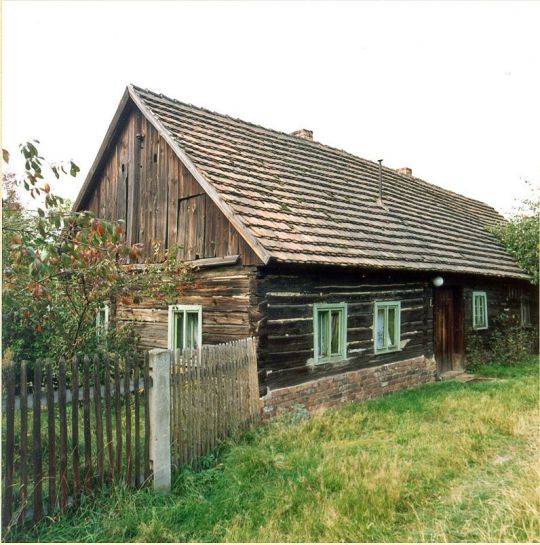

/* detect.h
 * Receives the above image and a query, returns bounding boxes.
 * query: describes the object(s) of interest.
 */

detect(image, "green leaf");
[2,149,9,163]
[70,161,80,177]
[37,208,45,217]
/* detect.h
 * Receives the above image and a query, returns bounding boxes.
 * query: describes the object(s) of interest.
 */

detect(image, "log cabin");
[73,85,537,415]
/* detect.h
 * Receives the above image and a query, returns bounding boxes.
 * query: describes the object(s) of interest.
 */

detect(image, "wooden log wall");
[461,278,538,336]
[115,265,258,351]
[254,267,435,391]
[81,105,261,266]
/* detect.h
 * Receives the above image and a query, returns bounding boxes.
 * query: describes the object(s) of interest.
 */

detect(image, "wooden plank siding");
[254,267,434,391]
[115,265,258,351]
[253,267,537,391]
[81,106,261,266]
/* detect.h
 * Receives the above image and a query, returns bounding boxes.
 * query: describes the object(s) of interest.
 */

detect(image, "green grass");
[10,357,539,543]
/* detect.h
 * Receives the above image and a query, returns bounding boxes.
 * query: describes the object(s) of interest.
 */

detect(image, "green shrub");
[466,313,538,370]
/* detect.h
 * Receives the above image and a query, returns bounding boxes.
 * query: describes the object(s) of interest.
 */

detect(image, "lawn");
[10,357,539,543]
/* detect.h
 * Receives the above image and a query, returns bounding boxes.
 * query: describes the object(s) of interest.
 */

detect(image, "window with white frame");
[96,303,110,340]
[521,296,531,326]
[313,303,347,363]
[374,301,401,354]
[168,305,202,350]
[472,291,488,330]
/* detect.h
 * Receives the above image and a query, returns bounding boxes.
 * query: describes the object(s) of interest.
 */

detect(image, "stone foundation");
[262,356,436,418]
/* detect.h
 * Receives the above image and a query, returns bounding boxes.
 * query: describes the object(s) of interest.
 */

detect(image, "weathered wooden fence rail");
[1,353,151,535]
[169,337,260,470]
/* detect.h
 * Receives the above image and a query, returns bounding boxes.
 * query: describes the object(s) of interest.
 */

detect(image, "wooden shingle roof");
[82,85,529,279]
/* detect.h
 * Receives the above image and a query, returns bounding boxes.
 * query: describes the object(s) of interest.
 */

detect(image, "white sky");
[3,1,540,216]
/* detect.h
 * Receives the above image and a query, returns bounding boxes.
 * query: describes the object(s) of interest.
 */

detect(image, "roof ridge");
[130,84,503,220]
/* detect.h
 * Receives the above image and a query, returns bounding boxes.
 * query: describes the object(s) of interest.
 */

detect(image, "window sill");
[310,355,348,366]
[374,347,401,355]
[472,326,488,331]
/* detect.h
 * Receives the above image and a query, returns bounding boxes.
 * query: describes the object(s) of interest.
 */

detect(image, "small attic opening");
[153,153,158,163]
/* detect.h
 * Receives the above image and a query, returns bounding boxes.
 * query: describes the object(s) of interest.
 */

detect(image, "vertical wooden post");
[46,361,57,515]
[71,355,81,506]
[125,354,132,486]
[19,362,28,525]
[148,349,171,491]
[93,355,104,487]
[103,353,114,483]
[2,363,16,529]
[83,355,92,493]
[32,360,43,523]
[58,359,68,511]
[114,354,122,479]
[134,359,141,488]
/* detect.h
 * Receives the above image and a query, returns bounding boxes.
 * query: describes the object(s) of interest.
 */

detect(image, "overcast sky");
[3,1,540,216]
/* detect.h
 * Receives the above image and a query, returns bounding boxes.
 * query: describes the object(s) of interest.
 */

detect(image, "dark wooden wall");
[115,265,258,351]
[81,105,261,266]
[253,267,538,391]
[460,278,538,337]
[253,267,434,390]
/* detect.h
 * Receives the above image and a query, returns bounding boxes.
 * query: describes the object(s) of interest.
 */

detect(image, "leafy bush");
[466,313,538,370]
[490,186,539,285]
[2,142,190,366]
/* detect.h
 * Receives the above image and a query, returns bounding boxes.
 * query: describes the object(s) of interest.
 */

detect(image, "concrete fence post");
[148,349,171,491]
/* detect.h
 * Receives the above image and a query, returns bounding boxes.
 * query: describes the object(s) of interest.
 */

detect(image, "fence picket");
[125,354,132,486]
[93,355,104,487]
[134,358,141,487]
[58,359,68,511]
[2,363,15,529]
[103,353,114,483]
[46,362,57,515]
[83,355,92,493]
[32,360,43,523]
[19,362,28,525]
[72,355,81,506]
[114,353,122,480]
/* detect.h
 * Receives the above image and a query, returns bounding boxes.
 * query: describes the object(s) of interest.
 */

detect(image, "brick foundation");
[262,356,437,418]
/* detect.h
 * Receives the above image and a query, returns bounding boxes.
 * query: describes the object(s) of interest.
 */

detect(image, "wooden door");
[433,288,456,373]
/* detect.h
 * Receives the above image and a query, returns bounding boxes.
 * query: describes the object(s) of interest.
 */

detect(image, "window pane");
[318,311,329,358]
[174,312,184,350]
[376,308,385,350]
[330,310,341,355]
[387,307,396,347]
[186,312,199,349]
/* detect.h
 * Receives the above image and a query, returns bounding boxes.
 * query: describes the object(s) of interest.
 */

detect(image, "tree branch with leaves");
[2,141,190,365]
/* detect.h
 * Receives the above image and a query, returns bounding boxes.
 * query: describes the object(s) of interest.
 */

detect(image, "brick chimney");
[291,129,313,140]
[397,167,413,177]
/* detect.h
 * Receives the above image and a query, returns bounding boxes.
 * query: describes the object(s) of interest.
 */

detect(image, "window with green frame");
[472,291,488,330]
[168,305,202,350]
[96,303,109,341]
[313,303,347,363]
[374,301,401,354]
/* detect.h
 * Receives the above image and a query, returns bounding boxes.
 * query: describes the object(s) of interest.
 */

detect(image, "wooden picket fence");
[1,353,151,535]
[170,338,260,468]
